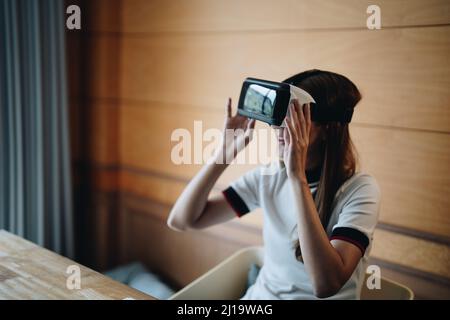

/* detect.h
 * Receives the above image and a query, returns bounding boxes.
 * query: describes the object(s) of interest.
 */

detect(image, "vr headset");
[237,78,354,126]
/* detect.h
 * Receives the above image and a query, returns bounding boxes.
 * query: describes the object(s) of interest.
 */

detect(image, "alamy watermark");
[64,4,380,31]
[66,5,81,30]
[171,121,281,174]
[65,4,380,31]
[366,264,382,290]
[367,5,381,30]
[66,264,81,290]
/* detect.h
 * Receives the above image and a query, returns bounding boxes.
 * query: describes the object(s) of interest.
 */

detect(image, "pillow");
[104,262,175,300]
[246,263,261,289]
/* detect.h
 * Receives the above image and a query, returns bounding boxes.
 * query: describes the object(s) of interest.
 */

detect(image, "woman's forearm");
[290,177,347,297]
[168,98,255,231]
[167,158,228,231]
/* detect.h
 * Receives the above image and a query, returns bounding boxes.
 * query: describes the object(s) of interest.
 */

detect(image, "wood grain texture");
[83,0,122,33]
[79,36,121,100]
[82,103,120,165]
[368,257,450,299]
[118,103,450,238]
[121,0,450,33]
[119,101,260,180]
[119,26,450,132]
[0,230,154,300]
[351,125,450,238]
[120,168,188,203]
[371,229,450,279]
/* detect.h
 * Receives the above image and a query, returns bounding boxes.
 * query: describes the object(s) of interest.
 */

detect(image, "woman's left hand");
[283,100,311,182]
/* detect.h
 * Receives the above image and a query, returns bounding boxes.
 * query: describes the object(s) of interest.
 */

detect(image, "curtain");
[0,0,74,258]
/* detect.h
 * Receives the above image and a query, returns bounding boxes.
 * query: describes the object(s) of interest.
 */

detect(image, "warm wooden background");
[68,0,450,299]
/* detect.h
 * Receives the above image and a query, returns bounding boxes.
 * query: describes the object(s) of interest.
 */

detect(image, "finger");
[284,120,291,146]
[283,128,289,145]
[297,103,306,140]
[288,105,299,142]
[244,118,251,132]
[243,117,249,129]
[226,97,232,118]
[243,119,255,144]
[305,103,311,131]
[291,101,302,140]
[286,114,298,143]
[285,124,294,155]
[248,118,256,130]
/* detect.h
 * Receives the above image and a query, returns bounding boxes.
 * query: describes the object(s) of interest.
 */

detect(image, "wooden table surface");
[0,230,156,300]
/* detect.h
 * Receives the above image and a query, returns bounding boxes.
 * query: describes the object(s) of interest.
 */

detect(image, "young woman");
[167,70,381,300]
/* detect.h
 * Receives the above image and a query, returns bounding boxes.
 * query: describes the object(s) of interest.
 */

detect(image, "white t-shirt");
[222,162,381,300]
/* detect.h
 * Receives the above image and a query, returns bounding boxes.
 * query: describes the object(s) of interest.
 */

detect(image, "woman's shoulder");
[336,172,381,200]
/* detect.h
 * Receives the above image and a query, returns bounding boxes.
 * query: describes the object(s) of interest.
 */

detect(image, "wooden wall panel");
[119,168,188,203]
[69,0,450,299]
[122,0,450,33]
[372,229,450,279]
[118,164,450,240]
[120,27,450,132]
[119,102,260,180]
[119,104,450,237]
[370,259,450,299]
[88,167,119,192]
[83,36,121,99]
[85,103,120,165]
[352,125,450,237]
[118,157,449,241]
[83,0,122,33]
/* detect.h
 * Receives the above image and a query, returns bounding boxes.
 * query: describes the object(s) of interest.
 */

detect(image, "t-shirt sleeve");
[222,167,261,217]
[330,174,381,256]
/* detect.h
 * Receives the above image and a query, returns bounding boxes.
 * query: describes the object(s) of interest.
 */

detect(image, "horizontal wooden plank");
[69,101,120,165]
[72,164,119,192]
[80,36,121,99]
[118,161,450,239]
[119,26,450,132]
[69,105,118,164]
[368,257,450,299]
[118,103,450,237]
[83,103,119,165]
[351,125,450,238]
[119,101,261,180]
[118,165,266,229]
[120,168,188,203]
[120,0,450,33]
[82,0,122,33]
[372,229,450,279]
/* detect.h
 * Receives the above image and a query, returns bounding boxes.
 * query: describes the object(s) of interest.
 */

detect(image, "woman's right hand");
[216,97,256,164]
[168,97,255,231]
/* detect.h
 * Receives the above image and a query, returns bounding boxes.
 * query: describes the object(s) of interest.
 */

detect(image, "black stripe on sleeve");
[330,227,370,256]
[222,186,250,218]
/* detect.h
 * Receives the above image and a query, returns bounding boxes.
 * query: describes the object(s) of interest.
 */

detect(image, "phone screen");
[243,84,277,117]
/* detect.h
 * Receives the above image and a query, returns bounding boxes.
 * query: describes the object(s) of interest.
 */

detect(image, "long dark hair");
[283,69,361,260]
